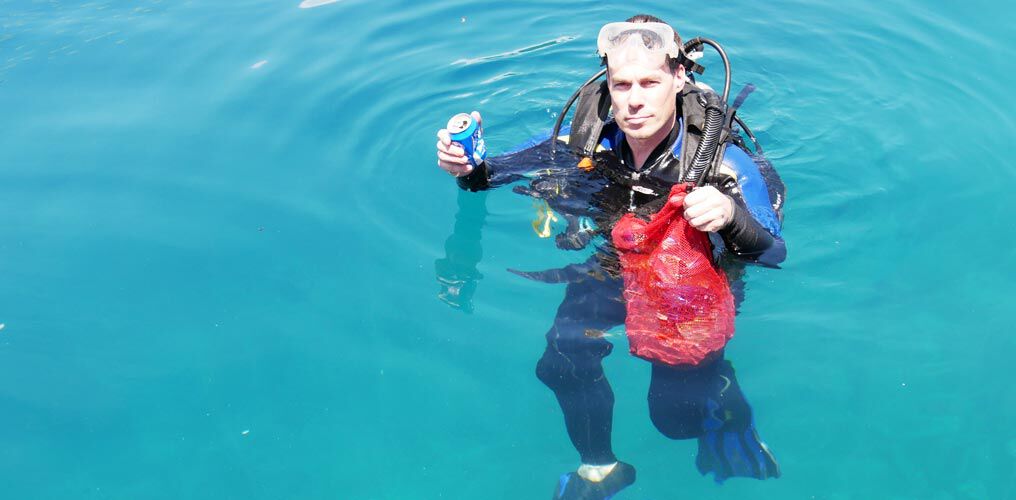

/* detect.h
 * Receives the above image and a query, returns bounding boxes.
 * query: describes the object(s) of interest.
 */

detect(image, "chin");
[621,125,660,140]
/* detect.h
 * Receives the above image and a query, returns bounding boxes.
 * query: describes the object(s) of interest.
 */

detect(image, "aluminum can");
[447,113,487,167]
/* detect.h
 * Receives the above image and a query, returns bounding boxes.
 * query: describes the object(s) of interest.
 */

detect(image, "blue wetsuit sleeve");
[715,144,787,267]
[456,123,621,192]
[455,138,564,192]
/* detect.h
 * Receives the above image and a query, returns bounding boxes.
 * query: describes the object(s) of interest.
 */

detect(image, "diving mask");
[596,22,681,64]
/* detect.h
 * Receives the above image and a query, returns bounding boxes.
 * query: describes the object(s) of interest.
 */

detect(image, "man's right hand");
[436,111,482,177]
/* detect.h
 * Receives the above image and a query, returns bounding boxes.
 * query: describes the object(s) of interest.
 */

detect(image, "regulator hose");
[682,91,725,186]
[550,37,731,157]
[550,68,607,157]
[682,37,730,103]
[679,38,732,185]
[734,114,763,154]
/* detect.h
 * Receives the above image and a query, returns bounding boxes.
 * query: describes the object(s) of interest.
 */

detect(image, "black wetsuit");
[448,118,784,480]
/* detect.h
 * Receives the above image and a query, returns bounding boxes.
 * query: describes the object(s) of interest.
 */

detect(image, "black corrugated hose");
[682,91,725,185]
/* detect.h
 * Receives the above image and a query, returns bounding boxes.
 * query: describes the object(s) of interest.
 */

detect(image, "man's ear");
[672,64,687,92]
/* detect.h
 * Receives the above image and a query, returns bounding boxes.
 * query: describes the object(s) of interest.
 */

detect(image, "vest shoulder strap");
[566,82,741,185]
[567,80,611,157]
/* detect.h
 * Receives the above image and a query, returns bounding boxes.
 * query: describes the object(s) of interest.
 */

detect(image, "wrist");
[717,194,734,229]
[455,161,490,191]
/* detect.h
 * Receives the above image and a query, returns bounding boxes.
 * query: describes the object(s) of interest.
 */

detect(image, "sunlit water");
[1,0,1014,498]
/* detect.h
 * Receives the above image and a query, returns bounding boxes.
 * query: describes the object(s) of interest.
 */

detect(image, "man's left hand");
[678,186,735,232]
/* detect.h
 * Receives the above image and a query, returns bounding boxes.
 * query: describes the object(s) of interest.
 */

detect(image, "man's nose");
[628,85,645,108]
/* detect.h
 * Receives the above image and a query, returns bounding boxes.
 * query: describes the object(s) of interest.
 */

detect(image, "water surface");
[1,0,1014,498]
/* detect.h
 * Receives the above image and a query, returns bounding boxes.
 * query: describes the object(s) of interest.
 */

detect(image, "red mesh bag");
[610,183,736,366]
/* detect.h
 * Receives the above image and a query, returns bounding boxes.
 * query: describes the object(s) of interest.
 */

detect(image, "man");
[435,14,785,499]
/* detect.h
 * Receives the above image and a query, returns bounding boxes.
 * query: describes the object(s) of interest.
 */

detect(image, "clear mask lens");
[611,29,665,51]
[597,22,679,62]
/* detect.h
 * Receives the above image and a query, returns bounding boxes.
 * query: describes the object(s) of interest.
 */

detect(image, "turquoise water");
[2,0,1014,498]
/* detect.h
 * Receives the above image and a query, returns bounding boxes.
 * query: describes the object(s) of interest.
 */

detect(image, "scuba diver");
[434,14,786,499]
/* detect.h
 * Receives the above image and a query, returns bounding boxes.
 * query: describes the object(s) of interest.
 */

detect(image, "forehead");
[606,51,671,81]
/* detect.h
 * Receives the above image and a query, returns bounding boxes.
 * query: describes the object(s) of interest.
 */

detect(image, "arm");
[715,192,786,266]
[432,113,571,309]
[681,144,787,267]
[714,144,786,266]
[436,111,570,192]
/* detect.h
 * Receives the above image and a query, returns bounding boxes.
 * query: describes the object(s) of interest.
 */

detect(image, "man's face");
[606,50,686,141]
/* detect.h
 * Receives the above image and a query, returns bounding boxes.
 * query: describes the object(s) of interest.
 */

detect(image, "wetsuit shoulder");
[719,144,783,236]
[715,144,787,266]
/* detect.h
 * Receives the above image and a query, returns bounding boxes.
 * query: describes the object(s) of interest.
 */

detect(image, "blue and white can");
[447,112,487,167]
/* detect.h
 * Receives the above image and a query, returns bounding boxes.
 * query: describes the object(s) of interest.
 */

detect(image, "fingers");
[437,147,468,165]
[683,194,723,219]
[438,154,473,176]
[687,207,727,232]
[436,128,472,176]
[683,186,733,232]
[435,138,472,176]
[436,138,466,158]
[436,111,482,178]
[683,185,718,206]
[442,162,474,177]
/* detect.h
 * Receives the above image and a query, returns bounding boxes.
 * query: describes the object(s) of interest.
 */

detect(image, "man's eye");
[643,80,660,87]
[614,82,631,90]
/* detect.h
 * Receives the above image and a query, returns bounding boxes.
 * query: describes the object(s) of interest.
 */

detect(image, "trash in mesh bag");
[610,183,735,366]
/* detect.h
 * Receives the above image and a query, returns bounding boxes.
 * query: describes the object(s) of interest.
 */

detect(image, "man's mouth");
[626,115,652,125]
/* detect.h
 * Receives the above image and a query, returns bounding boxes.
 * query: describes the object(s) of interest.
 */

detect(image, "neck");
[627,114,677,169]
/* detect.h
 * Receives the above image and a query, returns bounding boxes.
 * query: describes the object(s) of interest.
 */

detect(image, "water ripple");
[3,1,1016,497]
[451,35,580,66]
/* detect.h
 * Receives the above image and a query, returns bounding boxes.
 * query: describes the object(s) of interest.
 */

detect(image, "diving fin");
[552,462,636,500]
[695,393,780,483]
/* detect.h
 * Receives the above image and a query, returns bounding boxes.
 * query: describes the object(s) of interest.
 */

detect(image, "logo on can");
[447,113,487,168]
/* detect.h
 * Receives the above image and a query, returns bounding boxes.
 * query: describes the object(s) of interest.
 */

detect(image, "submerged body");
[454,114,785,484]
[435,14,786,499]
